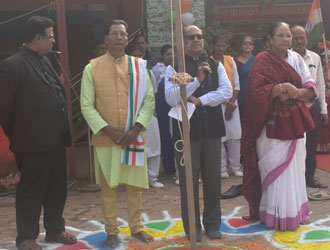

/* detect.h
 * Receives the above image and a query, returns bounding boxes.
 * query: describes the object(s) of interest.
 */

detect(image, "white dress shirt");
[151,62,167,85]
[302,49,327,114]
[164,63,233,107]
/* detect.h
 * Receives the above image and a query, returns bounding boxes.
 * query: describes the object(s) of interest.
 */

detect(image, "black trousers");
[174,137,221,235]
[305,100,321,185]
[14,140,67,246]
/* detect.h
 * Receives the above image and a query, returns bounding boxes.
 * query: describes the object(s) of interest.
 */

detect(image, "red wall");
[0,127,19,193]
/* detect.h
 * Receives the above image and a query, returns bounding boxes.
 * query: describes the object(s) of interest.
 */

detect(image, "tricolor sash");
[121,56,147,167]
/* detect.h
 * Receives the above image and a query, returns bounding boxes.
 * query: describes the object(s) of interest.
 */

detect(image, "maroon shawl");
[241,48,315,219]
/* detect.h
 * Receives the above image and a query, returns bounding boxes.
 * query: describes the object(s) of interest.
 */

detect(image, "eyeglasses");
[274,34,292,39]
[243,41,253,46]
[44,34,55,40]
[184,34,203,40]
[108,31,128,37]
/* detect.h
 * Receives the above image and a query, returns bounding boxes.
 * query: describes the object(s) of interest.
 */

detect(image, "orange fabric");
[90,54,129,146]
[90,54,146,147]
[223,55,234,89]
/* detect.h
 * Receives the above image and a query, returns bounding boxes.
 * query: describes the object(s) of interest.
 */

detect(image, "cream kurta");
[145,70,161,157]
[81,54,155,188]
[220,56,241,141]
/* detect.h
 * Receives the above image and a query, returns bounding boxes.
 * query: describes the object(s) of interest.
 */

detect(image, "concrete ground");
[1,144,330,250]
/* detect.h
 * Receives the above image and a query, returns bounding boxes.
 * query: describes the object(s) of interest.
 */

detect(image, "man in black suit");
[0,16,76,250]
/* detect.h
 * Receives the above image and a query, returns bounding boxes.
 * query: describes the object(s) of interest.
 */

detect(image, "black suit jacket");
[0,46,71,152]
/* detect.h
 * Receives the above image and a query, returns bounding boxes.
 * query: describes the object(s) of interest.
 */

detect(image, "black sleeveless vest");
[172,54,226,141]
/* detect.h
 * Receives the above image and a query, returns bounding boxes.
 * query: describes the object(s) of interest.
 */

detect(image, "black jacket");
[0,46,71,152]
[172,54,226,141]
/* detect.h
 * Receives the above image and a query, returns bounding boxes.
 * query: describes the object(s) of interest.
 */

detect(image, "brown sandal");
[18,239,41,250]
[45,231,77,244]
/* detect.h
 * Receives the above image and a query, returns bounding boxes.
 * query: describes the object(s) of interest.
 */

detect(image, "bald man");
[165,25,232,240]
[291,25,328,188]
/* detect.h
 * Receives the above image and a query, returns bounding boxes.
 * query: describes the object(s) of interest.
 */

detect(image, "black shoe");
[242,215,259,221]
[186,232,201,242]
[206,230,222,239]
[220,184,243,199]
[306,180,328,189]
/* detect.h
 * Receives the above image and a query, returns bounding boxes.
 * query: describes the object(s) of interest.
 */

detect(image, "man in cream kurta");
[291,25,328,189]
[219,55,242,178]
[80,20,155,248]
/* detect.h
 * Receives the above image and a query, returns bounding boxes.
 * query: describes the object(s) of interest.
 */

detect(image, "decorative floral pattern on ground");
[273,218,330,250]
[24,207,330,250]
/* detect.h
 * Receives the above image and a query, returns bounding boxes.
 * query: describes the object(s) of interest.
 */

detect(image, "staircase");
[70,72,89,143]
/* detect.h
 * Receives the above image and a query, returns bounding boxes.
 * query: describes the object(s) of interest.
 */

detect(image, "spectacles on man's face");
[108,31,128,37]
[184,34,203,41]
[274,34,292,39]
[43,34,55,40]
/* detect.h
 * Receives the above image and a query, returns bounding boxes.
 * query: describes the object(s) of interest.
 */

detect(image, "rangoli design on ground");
[10,207,330,250]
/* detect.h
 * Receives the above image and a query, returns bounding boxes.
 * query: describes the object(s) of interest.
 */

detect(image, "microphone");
[49,51,62,57]
[197,58,212,89]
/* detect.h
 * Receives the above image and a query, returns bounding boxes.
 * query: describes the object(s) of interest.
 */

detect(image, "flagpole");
[172,0,197,249]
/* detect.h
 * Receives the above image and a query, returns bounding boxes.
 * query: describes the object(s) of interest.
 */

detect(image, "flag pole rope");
[170,0,193,167]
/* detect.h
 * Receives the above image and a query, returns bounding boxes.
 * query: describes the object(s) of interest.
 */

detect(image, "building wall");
[145,0,314,56]
[205,0,313,55]
[145,0,205,53]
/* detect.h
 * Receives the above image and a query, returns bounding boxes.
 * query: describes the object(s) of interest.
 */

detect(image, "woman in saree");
[235,35,255,119]
[241,22,318,231]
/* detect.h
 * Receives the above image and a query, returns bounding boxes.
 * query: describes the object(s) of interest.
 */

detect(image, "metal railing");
[69,71,88,143]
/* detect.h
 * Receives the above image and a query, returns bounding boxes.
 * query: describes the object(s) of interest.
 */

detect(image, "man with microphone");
[165,25,232,241]
[0,16,76,250]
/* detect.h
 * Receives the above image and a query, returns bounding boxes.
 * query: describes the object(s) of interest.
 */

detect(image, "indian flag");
[306,0,325,49]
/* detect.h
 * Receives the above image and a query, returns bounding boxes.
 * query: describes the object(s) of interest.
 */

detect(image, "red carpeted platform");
[317,154,330,172]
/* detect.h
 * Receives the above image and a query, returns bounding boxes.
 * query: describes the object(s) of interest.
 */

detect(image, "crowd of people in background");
[1,15,330,250]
